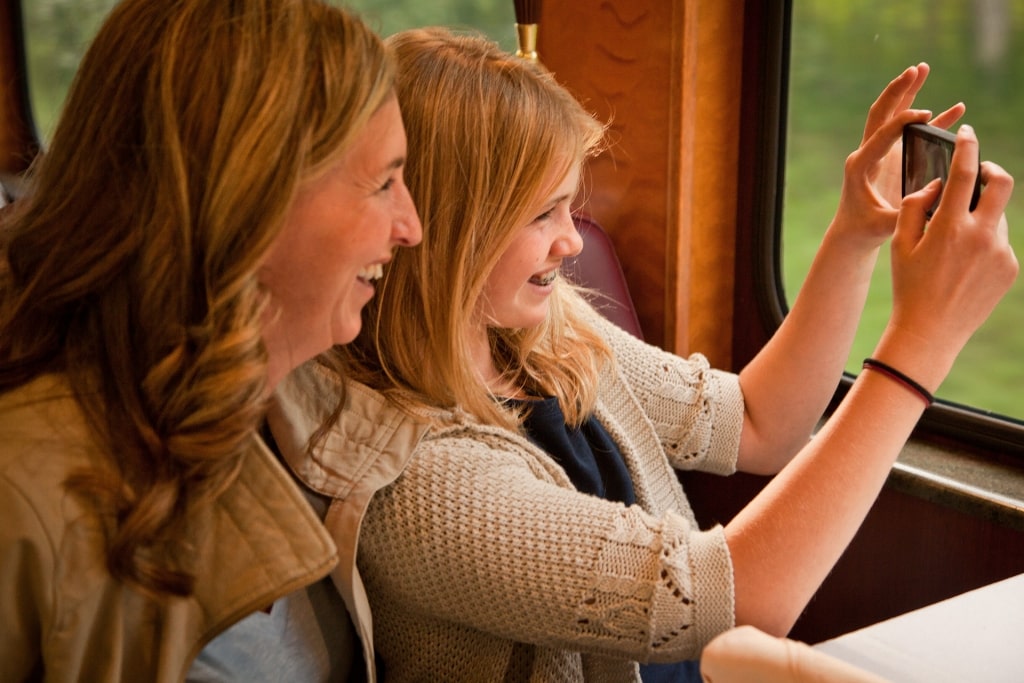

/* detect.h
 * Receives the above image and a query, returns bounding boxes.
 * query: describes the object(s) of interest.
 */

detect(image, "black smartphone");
[902,122,981,217]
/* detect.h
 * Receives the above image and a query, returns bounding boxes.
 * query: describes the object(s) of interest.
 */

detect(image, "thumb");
[892,177,940,253]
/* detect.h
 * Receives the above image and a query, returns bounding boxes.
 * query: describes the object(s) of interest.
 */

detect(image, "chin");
[513,314,548,330]
[333,321,363,346]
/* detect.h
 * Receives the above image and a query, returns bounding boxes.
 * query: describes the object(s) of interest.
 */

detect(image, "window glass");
[23,0,121,141]
[340,0,514,48]
[22,0,514,143]
[784,1,1024,420]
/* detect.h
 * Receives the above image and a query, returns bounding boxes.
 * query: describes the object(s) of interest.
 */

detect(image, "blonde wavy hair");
[0,0,393,598]
[334,28,611,429]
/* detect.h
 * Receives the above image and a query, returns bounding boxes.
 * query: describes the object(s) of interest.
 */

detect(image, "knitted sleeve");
[358,425,735,663]
[594,313,744,475]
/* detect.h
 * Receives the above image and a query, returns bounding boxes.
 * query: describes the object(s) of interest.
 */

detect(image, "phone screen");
[902,123,980,217]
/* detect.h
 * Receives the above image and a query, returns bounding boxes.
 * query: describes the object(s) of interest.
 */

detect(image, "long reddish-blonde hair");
[335,28,611,429]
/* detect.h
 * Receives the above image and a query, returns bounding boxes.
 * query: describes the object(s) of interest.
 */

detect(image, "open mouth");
[529,270,558,287]
[357,263,384,284]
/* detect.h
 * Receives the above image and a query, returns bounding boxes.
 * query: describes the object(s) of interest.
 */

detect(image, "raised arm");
[727,124,1017,635]
[735,63,964,474]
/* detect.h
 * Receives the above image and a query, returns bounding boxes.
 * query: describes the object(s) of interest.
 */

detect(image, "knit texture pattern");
[358,313,744,681]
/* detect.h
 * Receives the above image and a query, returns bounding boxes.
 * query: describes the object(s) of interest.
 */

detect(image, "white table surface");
[814,573,1024,682]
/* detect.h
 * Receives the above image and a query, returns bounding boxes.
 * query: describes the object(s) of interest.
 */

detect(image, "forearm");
[727,360,927,635]
[727,122,1018,637]
[733,63,962,473]
[737,221,881,473]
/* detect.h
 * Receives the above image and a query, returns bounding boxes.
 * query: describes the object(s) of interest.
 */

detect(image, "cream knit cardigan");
[357,313,745,682]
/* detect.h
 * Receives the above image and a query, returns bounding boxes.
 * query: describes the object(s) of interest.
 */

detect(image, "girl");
[277,27,1015,682]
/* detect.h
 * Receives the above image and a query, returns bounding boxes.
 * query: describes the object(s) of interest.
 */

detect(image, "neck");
[468,325,528,400]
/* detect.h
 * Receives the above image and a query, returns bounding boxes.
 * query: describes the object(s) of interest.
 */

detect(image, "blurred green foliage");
[22,0,513,139]
[21,0,119,139]
[339,0,513,47]
[784,0,1024,421]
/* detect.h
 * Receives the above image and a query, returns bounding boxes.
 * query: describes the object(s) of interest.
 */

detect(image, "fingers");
[893,61,930,112]
[976,160,1015,216]
[939,125,979,216]
[862,62,929,142]
[915,127,1012,230]
[850,108,929,175]
[879,108,931,152]
[893,178,940,248]
[911,126,1013,235]
[929,102,966,131]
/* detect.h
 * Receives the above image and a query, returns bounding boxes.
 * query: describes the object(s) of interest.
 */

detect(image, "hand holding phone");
[902,123,981,217]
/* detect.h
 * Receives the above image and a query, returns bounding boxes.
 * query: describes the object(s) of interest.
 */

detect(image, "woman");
[0,1,420,681]
[276,28,1015,681]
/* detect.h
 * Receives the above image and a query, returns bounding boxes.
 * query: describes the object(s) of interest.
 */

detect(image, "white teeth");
[358,263,383,281]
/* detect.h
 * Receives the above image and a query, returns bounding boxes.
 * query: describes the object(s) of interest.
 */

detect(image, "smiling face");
[259,96,422,388]
[475,163,583,334]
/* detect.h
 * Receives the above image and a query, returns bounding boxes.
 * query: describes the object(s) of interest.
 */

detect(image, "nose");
[393,180,423,247]
[552,211,584,258]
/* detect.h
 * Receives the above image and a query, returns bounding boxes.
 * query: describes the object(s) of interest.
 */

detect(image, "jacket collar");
[267,362,429,501]
[187,436,339,637]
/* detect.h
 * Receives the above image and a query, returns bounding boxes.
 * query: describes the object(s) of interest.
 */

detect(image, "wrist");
[871,323,957,397]
[827,209,891,253]
[861,358,933,406]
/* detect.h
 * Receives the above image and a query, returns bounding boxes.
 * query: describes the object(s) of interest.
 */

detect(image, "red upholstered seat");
[563,214,644,340]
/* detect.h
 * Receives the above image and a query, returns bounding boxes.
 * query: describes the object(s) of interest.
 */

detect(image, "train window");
[20,0,513,144]
[21,0,120,142]
[342,0,513,48]
[782,1,1024,440]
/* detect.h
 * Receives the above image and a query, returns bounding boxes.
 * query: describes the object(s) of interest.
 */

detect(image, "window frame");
[734,0,1024,460]
[6,0,1024,458]
[0,0,39,200]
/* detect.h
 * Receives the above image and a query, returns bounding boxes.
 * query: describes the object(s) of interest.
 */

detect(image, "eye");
[378,177,397,193]
[533,207,555,223]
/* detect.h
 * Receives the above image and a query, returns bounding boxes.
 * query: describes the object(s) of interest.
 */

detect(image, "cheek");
[484,259,518,296]
[480,274,522,322]
[339,207,392,260]
[316,215,370,275]
[492,243,539,284]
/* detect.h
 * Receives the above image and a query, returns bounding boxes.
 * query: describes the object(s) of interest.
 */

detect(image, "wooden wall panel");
[538,0,743,365]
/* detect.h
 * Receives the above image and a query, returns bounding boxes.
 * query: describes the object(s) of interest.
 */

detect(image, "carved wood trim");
[539,0,743,365]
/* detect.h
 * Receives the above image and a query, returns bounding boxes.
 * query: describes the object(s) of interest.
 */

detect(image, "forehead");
[291,97,405,200]
[339,96,405,171]
[534,159,582,202]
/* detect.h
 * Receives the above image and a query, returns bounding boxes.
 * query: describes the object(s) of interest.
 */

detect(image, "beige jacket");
[0,374,338,683]
[267,363,431,683]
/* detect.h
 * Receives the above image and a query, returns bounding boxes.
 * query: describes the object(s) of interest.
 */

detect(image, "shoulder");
[0,377,111,665]
[0,374,102,509]
[272,362,433,499]
[588,310,715,393]
[584,307,740,397]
